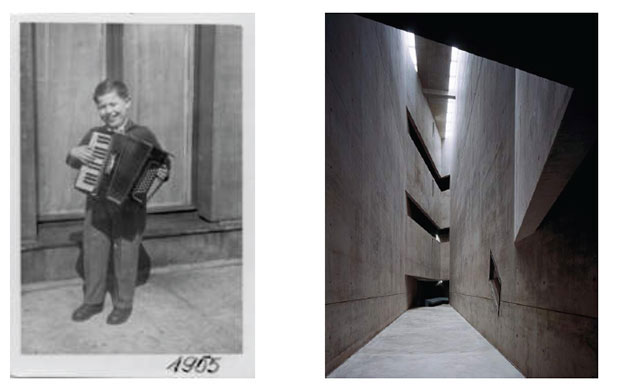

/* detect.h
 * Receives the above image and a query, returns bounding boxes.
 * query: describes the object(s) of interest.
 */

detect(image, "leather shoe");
[72,303,103,322]
[106,307,132,325]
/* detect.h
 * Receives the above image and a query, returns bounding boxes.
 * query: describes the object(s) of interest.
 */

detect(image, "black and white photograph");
[11,13,254,377]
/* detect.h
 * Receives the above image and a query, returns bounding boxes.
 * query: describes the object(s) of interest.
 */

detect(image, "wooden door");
[33,23,195,219]
[122,24,194,209]
[35,23,107,217]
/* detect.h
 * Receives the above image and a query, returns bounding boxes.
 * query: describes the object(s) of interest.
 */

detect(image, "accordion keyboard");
[74,131,113,194]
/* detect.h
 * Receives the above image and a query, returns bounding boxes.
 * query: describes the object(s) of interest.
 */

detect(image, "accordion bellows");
[74,130,169,205]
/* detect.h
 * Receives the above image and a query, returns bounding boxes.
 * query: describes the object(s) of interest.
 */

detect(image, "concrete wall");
[514,71,572,240]
[514,70,595,242]
[326,14,449,374]
[449,51,597,377]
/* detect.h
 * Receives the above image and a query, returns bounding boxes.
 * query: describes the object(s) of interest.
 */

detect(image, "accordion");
[74,130,170,205]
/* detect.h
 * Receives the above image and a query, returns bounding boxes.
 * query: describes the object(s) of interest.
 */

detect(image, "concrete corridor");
[329,304,523,378]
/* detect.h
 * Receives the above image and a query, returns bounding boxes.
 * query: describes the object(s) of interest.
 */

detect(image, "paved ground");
[329,304,523,378]
[21,259,242,354]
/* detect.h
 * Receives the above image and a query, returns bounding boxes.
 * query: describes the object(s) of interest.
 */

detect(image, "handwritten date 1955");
[166,355,221,374]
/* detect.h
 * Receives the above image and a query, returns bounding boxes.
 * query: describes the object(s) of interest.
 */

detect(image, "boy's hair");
[93,79,130,103]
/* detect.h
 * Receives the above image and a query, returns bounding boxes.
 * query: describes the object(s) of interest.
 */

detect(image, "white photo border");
[10,13,255,378]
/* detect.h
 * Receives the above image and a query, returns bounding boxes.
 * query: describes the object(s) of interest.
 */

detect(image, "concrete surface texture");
[22,260,242,354]
[326,14,596,378]
[513,70,596,242]
[513,70,572,241]
[326,14,450,374]
[415,35,453,138]
[329,305,523,378]
[450,50,597,377]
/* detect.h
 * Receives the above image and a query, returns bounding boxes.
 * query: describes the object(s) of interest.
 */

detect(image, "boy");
[66,79,169,325]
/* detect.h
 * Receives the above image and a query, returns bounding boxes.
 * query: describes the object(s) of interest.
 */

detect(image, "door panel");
[122,24,194,209]
[35,23,107,216]
[33,23,194,218]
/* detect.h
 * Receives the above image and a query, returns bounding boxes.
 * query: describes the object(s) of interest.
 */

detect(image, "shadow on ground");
[21,259,242,354]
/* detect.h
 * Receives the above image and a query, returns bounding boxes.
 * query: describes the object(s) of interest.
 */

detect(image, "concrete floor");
[329,304,523,378]
[21,259,242,354]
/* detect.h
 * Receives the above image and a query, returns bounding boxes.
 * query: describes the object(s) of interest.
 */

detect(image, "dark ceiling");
[359,13,598,118]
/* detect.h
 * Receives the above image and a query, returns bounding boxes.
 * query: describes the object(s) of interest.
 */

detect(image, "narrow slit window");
[406,108,450,191]
[405,191,449,243]
[489,250,502,315]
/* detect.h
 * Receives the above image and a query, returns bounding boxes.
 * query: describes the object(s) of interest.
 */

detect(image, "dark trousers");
[82,198,146,309]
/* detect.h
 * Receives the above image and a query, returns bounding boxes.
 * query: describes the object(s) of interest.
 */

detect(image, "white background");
[3,0,619,390]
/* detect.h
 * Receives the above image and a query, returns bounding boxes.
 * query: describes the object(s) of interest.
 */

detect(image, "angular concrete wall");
[326,14,449,374]
[514,71,572,241]
[449,52,597,377]
[514,70,595,242]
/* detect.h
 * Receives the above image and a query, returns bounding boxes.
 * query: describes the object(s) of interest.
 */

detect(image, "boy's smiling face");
[95,91,131,129]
